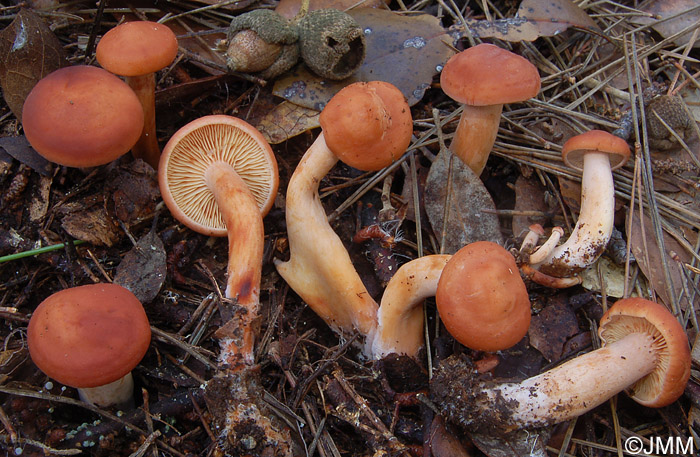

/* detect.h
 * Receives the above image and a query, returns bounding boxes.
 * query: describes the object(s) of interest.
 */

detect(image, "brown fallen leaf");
[634,0,700,48]
[61,205,121,247]
[255,100,320,144]
[105,160,161,224]
[512,175,550,237]
[274,8,454,109]
[113,226,167,304]
[528,299,579,362]
[0,8,66,121]
[424,150,502,254]
[0,136,52,176]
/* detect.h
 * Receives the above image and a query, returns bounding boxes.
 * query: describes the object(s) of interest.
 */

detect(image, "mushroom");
[96,21,179,169]
[527,130,631,281]
[159,115,278,368]
[274,81,413,352]
[22,65,144,167]
[435,241,531,352]
[431,297,691,433]
[440,43,541,176]
[27,283,151,407]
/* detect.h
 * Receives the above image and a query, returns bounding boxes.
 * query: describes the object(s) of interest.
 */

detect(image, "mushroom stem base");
[78,372,134,408]
[126,74,160,169]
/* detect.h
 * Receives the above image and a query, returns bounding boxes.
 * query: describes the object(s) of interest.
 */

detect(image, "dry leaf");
[528,300,579,362]
[256,100,320,144]
[580,256,626,298]
[0,136,52,176]
[512,175,549,237]
[105,160,160,224]
[424,150,502,254]
[61,206,121,247]
[273,8,453,109]
[113,227,167,304]
[634,0,700,48]
[275,0,388,20]
[0,9,66,121]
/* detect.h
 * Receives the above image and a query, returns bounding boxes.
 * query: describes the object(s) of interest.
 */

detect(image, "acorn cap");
[227,9,298,45]
[599,297,691,407]
[436,241,531,352]
[96,21,178,77]
[561,129,631,171]
[158,115,279,237]
[27,284,151,388]
[440,43,540,106]
[22,65,144,167]
[319,81,412,171]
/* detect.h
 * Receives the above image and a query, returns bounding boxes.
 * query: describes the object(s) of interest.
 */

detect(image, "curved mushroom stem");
[433,332,656,433]
[531,152,614,278]
[450,104,502,176]
[78,373,134,408]
[205,162,263,368]
[274,133,378,345]
[527,227,564,265]
[371,255,451,359]
[126,74,160,169]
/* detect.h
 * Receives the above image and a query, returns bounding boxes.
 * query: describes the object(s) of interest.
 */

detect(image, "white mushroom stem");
[78,373,134,408]
[437,332,657,432]
[126,74,160,169]
[206,162,264,368]
[531,152,614,276]
[274,133,378,343]
[371,255,451,359]
[450,104,502,176]
[527,227,564,265]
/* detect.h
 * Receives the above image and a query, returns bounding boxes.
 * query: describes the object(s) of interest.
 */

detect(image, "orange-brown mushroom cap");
[22,65,144,167]
[27,283,151,388]
[319,81,413,171]
[436,241,531,352]
[562,130,631,171]
[159,115,279,237]
[599,297,690,407]
[96,21,178,77]
[440,43,541,106]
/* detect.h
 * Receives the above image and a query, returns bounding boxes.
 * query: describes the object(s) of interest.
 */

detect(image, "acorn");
[297,9,366,80]
[226,9,299,79]
[645,95,693,151]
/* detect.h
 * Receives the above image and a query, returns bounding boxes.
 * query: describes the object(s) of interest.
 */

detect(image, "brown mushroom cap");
[440,43,541,106]
[599,297,690,407]
[27,284,151,388]
[96,21,178,77]
[22,65,144,167]
[436,241,531,352]
[319,81,413,171]
[159,115,279,237]
[561,130,631,171]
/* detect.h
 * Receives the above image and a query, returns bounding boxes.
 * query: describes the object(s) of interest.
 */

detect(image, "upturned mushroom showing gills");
[159,115,278,368]
[96,21,178,169]
[431,297,691,433]
[435,241,531,352]
[274,81,413,353]
[525,130,631,283]
[22,65,144,167]
[27,284,151,407]
[440,43,540,176]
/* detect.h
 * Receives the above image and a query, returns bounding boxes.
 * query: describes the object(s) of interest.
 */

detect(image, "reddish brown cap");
[561,130,631,171]
[599,297,690,407]
[27,283,151,388]
[436,241,531,352]
[96,21,178,77]
[159,115,279,237]
[319,81,413,171]
[440,43,541,106]
[22,65,144,167]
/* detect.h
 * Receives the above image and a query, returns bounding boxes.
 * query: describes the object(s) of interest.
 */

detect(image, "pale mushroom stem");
[78,373,134,407]
[126,74,160,170]
[450,104,502,176]
[371,255,451,359]
[205,162,264,368]
[532,152,614,276]
[440,332,656,432]
[274,133,378,344]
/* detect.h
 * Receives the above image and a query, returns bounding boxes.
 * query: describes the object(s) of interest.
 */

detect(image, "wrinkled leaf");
[528,300,579,362]
[424,150,502,254]
[634,0,700,48]
[275,0,387,20]
[274,8,453,109]
[105,160,160,224]
[580,256,626,297]
[256,100,320,144]
[0,9,66,121]
[0,136,52,176]
[113,228,167,304]
[463,0,600,42]
[61,206,121,247]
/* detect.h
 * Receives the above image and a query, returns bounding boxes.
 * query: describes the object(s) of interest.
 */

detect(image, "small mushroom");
[159,115,278,368]
[96,21,179,169]
[527,130,631,281]
[22,65,144,167]
[435,241,531,352]
[440,43,540,176]
[274,81,412,352]
[431,297,691,433]
[27,284,151,407]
